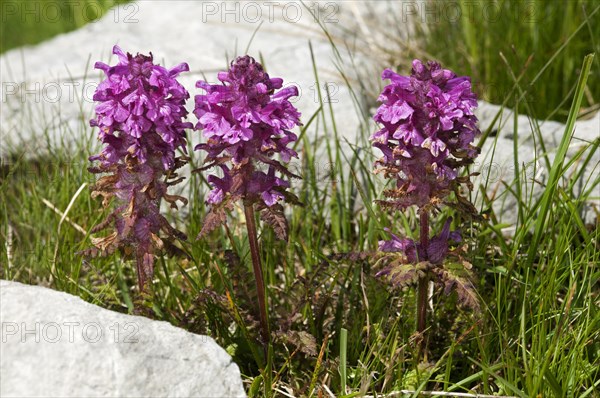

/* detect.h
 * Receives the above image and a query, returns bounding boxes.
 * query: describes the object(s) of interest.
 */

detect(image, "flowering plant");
[371,60,481,349]
[81,45,191,291]
[194,55,302,343]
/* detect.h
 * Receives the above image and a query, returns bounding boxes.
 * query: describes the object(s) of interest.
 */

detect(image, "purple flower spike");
[83,45,191,291]
[91,45,192,170]
[372,61,481,312]
[194,55,302,240]
[372,59,480,209]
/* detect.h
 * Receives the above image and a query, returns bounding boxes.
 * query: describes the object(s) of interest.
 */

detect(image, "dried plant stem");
[244,203,270,345]
[417,210,429,355]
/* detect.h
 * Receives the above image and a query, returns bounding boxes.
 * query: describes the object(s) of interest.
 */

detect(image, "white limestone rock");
[0,280,246,397]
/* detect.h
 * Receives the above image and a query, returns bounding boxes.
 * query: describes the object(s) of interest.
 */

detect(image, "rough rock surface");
[0,280,246,397]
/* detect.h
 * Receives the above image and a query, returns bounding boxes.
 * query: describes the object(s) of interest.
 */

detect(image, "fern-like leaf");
[431,263,480,311]
[197,206,227,239]
[259,203,288,240]
[374,251,430,290]
[277,330,318,357]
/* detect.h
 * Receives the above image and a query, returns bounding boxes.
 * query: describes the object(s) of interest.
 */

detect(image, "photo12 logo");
[199,1,339,24]
[399,1,546,24]
[0,1,139,24]
[2,81,98,105]
[1,321,140,344]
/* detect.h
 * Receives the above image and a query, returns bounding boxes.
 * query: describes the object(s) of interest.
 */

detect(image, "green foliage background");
[0,0,130,53]
[420,0,600,122]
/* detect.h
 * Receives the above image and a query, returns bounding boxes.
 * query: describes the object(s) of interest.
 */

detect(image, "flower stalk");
[194,55,302,351]
[417,211,429,342]
[244,202,270,344]
[372,59,482,358]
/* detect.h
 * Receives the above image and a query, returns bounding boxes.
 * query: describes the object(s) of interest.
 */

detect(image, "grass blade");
[525,54,595,269]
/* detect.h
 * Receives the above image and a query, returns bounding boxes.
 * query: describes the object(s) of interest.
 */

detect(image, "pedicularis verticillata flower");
[371,59,480,210]
[194,55,302,240]
[82,45,191,291]
[194,55,302,345]
[372,60,482,347]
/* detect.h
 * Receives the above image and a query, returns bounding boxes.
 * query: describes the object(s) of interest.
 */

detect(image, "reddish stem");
[417,211,429,354]
[136,256,146,292]
[244,203,270,345]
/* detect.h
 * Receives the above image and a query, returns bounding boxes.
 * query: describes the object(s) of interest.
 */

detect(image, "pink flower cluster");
[194,55,301,207]
[371,59,480,208]
[91,45,191,170]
